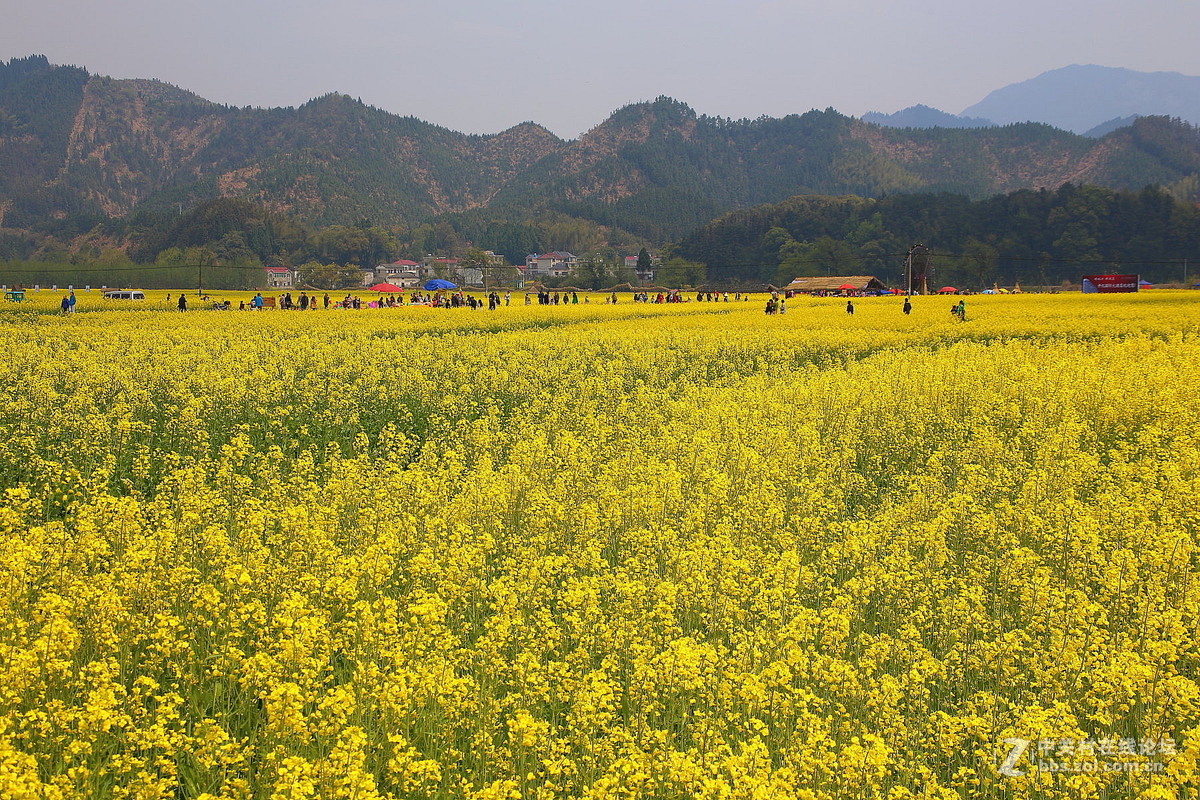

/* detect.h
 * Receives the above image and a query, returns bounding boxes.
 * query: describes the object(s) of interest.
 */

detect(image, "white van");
[103,290,146,300]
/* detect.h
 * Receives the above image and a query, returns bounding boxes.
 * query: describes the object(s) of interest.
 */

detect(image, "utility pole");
[906,244,928,295]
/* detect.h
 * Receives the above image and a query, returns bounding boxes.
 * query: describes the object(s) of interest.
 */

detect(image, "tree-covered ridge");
[492,99,1200,241]
[3,56,1200,254]
[0,56,90,224]
[672,185,1200,288]
[0,57,567,230]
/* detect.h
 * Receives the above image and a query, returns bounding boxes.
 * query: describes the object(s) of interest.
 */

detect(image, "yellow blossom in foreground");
[0,291,1197,798]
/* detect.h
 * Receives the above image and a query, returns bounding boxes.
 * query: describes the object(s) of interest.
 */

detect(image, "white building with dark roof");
[525,251,578,279]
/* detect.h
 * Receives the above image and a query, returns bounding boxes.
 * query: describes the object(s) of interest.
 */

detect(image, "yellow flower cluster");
[0,291,1198,799]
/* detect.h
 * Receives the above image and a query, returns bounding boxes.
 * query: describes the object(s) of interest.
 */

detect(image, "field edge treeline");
[672,183,1200,287]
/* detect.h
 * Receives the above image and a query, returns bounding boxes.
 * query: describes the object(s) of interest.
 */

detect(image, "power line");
[673,253,1199,272]
[0,263,276,273]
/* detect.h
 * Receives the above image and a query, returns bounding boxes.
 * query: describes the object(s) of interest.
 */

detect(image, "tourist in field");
[178,294,187,311]
[846,300,854,315]
[903,297,912,314]
[60,294,70,313]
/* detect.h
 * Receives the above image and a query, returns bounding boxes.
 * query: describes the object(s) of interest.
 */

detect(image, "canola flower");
[0,291,1198,798]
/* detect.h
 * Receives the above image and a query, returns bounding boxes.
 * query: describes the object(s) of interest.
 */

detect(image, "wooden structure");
[782,276,888,293]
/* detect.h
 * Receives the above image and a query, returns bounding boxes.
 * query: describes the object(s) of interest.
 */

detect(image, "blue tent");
[423,278,457,290]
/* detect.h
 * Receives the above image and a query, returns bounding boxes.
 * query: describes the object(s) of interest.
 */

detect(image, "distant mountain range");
[864,65,1200,137]
[861,105,995,131]
[2,56,1200,245]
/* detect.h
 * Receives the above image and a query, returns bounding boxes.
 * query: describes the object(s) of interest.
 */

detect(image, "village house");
[264,266,296,288]
[421,256,459,277]
[624,255,657,283]
[525,251,578,279]
[373,259,422,288]
[420,256,477,285]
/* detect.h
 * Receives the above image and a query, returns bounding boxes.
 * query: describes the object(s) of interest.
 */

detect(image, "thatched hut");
[783,276,889,293]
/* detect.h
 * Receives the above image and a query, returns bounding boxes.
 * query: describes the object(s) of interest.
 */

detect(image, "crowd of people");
[154,287,964,320]
[531,290,577,305]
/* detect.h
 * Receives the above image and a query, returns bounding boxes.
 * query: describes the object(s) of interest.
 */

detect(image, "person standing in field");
[60,294,70,313]
[846,299,854,315]
[178,294,187,311]
[903,297,912,315]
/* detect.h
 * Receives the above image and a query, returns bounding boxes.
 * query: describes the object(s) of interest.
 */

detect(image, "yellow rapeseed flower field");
[1,289,1199,799]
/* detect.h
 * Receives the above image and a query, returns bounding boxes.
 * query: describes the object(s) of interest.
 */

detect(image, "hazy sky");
[5,0,1199,139]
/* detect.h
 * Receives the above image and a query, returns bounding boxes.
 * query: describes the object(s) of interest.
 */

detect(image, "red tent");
[370,283,403,292]
[937,286,957,294]
[837,283,858,291]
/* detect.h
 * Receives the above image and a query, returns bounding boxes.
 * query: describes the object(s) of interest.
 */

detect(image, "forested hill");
[3,56,1200,245]
[672,185,1200,287]
[491,98,1200,241]
[0,56,563,230]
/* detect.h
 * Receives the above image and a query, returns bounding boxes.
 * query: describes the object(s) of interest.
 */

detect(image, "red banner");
[1081,274,1139,293]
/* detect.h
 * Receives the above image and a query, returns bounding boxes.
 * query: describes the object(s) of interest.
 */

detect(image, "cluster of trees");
[674,184,1200,287]
[6,184,1200,292]
[0,197,658,290]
